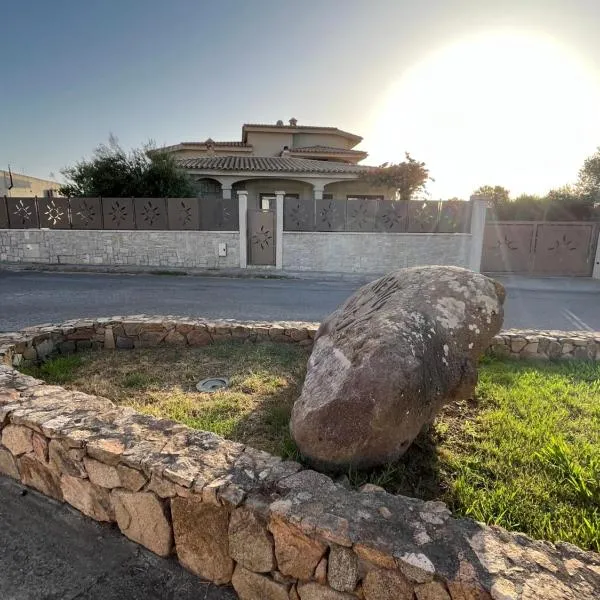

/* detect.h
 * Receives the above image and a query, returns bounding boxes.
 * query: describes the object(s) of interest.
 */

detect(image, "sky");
[2,0,600,198]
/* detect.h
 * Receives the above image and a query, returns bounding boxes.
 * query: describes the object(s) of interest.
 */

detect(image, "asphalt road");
[0,476,236,600]
[1,270,599,332]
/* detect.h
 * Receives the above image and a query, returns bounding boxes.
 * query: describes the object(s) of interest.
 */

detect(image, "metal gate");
[248,209,275,266]
[482,221,599,276]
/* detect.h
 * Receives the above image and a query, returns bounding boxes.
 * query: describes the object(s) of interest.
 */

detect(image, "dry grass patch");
[23,342,308,457]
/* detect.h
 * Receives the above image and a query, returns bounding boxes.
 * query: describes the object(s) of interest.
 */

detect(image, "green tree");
[577,147,600,200]
[59,136,195,197]
[359,153,431,201]
[472,185,510,203]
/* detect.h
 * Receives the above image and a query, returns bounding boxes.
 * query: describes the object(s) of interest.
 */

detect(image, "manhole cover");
[196,377,229,393]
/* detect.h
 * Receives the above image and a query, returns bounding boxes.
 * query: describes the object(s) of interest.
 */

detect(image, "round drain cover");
[196,377,229,393]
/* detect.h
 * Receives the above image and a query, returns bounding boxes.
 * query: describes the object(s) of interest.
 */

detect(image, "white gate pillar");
[237,190,248,269]
[275,190,285,270]
[469,195,488,272]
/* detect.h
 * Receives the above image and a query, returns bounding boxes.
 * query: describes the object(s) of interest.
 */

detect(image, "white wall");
[0,230,239,269]
[282,232,472,273]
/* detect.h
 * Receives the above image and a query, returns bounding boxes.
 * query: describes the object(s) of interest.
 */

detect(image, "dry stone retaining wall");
[1,317,598,368]
[1,317,599,600]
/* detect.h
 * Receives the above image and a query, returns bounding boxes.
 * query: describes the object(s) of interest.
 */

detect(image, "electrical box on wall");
[218,243,227,257]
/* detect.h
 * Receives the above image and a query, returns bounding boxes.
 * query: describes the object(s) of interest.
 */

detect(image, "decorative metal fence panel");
[70,197,103,229]
[200,195,239,231]
[482,221,599,276]
[283,195,314,231]
[316,199,346,231]
[346,197,377,232]
[0,196,239,231]
[375,200,407,232]
[38,197,70,229]
[134,198,168,230]
[283,197,471,233]
[0,196,9,228]
[167,198,200,230]
[102,198,135,230]
[7,197,39,229]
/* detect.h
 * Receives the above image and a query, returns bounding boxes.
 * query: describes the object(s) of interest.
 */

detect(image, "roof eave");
[242,124,363,145]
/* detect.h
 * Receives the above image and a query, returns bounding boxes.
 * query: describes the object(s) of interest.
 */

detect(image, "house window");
[323,193,333,200]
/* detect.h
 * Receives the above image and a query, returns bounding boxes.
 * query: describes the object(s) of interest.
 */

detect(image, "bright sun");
[365,31,600,198]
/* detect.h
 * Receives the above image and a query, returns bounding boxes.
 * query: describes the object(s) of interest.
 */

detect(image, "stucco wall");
[245,131,294,156]
[241,179,313,210]
[0,171,61,197]
[283,232,472,273]
[0,230,239,269]
[324,180,392,198]
[292,132,355,149]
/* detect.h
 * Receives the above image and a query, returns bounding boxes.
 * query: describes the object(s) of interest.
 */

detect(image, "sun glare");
[365,31,600,198]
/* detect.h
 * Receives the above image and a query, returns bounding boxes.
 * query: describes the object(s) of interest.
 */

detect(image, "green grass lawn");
[21,344,600,551]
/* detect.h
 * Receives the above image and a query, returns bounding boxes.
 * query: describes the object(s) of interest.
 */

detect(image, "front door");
[248,208,276,265]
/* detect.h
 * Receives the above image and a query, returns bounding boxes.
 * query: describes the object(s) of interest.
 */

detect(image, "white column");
[237,190,248,269]
[469,195,488,272]
[275,190,285,270]
[222,186,232,200]
[313,184,324,200]
[593,230,600,279]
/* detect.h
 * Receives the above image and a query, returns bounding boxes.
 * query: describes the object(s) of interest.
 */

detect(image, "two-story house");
[160,118,390,209]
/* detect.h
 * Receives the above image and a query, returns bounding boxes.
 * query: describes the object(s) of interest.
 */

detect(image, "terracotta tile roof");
[289,145,367,155]
[177,156,369,174]
[159,141,251,152]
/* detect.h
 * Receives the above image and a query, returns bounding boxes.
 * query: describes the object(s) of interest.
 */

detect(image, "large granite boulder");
[290,266,505,471]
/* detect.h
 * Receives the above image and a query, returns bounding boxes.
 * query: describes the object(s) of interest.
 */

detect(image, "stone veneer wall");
[282,232,472,274]
[1,317,599,600]
[0,230,240,269]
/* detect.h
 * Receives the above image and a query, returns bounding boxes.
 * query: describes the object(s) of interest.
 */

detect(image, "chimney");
[289,117,297,126]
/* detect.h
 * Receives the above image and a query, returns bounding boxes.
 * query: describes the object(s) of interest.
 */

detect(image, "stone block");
[112,490,173,557]
[49,439,87,478]
[104,326,115,350]
[297,582,356,600]
[314,557,328,584]
[76,340,92,351]
[116,336,134,349]
[164,330,186,345]
[510,338,527,353]
[328,545,359,592]
[59,341,76,354]
[415,581,452,600]
[137,331,166,347]
[18,454,63,501]
[32,432,49,462]
[2,424,33,456]
[61,474,114,521]
[231,565,289,600]
[116,464,147,491]
[187,329,212,346]
[36,339,55,359]
[171,496,233,584]
[147,473,177,498]
[83,457,121,488]
[0,446,19,478]
[362,568,414,600]
[229,506,275,573]
[269,515,327,581]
